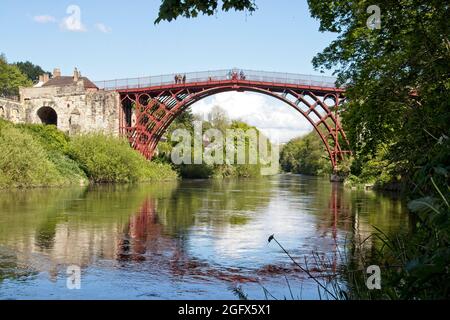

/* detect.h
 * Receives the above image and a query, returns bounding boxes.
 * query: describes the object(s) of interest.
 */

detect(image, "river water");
[0,175,409,300]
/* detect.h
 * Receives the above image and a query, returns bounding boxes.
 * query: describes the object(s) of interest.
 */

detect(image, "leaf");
[407,197,439,215]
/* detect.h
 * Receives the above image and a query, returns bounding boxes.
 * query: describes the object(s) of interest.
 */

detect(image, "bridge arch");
[119,82,350,171]
[37,106,58,126]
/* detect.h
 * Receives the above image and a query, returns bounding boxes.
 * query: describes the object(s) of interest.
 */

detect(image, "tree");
[208,105,230,132]
[280,132,330,176]
[155,0,257,23]
[307,0,450,299]
[307,0,450,187]
[0,54,32,97]
[14,61,49,83]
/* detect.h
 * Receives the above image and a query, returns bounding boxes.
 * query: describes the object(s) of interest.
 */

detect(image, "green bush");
[47,150,88,185]
[68,133,177,183]
[16,124,70,153]
[0,125,64,188]
[0,119,176,188]
[0,120,176,188]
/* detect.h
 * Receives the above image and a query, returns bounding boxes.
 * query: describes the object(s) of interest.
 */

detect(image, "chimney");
[43,73,50,83]
[53,68,61,78]
[73,67,80,82]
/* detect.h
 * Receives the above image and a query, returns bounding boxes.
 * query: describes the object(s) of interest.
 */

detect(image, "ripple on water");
[0,176,410,299]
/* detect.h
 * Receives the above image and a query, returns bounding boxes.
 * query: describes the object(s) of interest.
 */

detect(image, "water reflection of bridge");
[102,182,363,282]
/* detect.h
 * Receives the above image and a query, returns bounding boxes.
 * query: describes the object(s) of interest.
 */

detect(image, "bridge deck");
[95,69,343,93]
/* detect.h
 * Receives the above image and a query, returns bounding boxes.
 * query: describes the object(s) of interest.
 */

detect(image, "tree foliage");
[307,0,450,188]
[280,132,331,176]
[155,0,257,23]
[0,54,32,97]
[14,61,49,83]
[157,106,270,179]
[307,0,450,299]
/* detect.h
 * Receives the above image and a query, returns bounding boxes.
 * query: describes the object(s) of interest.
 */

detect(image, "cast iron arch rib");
[118,78,351,171]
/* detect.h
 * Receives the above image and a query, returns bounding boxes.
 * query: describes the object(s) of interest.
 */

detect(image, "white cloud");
[191,92,314,143]
[60,5,86,32]
[33,15,56,24]
[95,23,112,33]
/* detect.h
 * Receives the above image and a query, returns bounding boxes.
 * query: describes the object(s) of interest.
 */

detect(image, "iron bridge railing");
[94,69,338,91]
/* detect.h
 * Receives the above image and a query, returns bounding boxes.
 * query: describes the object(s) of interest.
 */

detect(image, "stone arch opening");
[37,107,58,126]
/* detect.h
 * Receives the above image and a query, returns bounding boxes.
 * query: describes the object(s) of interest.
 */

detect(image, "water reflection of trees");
[279,174,409,241]
[156,179,273,235]
[0,179,273,283]
[0,176,410,291]
[273,175,410,281]
[0,183,179,280]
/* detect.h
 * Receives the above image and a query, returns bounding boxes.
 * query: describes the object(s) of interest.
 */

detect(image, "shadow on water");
[0,175,410,299]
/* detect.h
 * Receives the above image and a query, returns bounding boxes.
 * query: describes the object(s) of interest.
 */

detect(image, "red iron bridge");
[95,69,351,171]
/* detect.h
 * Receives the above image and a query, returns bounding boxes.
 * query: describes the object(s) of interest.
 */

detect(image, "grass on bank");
[0,119,177,189]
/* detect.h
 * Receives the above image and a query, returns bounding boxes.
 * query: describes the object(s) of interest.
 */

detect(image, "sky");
[0,0,339,142]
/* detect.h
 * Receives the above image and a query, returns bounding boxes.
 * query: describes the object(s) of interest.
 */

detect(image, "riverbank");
[0,114,275,189]
[279,132,408,193]
[0,119,177,189]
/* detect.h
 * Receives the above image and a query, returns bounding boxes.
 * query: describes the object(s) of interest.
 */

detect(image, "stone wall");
[11,81,122,136]
[0,98,25,124]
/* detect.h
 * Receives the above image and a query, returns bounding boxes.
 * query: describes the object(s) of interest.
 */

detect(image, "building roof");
[42,76,98,89]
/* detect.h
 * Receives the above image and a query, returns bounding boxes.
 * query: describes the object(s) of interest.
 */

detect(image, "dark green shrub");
[179,163,213,179]
[0,125,64,188]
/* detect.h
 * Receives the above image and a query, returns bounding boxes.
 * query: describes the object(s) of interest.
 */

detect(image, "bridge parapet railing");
[95,69,338,91]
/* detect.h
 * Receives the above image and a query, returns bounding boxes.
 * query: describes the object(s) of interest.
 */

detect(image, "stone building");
[0,68,120,136]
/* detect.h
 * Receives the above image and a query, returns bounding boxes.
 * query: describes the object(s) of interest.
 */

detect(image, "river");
[0,175,410,299]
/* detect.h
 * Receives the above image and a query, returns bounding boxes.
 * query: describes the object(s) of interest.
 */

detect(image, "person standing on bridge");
[182,75,186,84]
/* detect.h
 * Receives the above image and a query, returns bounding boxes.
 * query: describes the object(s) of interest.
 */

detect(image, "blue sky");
[0,0,339,142]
